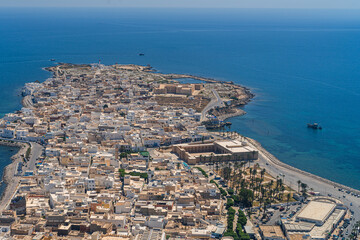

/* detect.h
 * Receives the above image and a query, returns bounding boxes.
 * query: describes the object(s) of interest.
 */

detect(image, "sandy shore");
[0,141,29,210]
[246,137,360,195]
[244,135,360,222]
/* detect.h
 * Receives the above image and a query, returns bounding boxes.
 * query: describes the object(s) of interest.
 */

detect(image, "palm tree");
[269,189,274,202]
[286,193,291,210]
[297,180,301,193]
[260,169,266,181]
[300,183,308,197]
[240,161,246,172]
[251,169,257,186]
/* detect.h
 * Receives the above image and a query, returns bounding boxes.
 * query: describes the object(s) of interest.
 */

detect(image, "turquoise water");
[1,8,360,189]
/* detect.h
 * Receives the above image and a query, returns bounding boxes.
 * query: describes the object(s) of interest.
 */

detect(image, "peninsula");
[0,63,357,240]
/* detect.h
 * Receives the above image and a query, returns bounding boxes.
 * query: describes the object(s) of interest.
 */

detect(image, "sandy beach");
[209,130,360,224]
[0,141,28,210]
[243,135,360,222]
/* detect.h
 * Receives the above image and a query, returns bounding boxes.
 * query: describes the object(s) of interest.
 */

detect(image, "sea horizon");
[1,7,360,190]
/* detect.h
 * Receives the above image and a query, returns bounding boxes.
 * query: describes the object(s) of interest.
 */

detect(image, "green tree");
[286,193,291,210]
[226,198,234,209]
[238,188,254,207]
[237,209,247,226]
[228,188,234,195]
[300,183,308,197]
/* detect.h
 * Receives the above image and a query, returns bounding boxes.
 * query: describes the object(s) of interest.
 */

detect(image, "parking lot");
[250,202,302,226]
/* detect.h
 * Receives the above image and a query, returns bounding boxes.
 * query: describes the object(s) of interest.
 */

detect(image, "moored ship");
[307,122,322,130]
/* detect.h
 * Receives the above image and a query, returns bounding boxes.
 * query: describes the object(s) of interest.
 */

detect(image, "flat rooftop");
[215,140,256,153]
[259,225,285,239]
[297,200,336,223]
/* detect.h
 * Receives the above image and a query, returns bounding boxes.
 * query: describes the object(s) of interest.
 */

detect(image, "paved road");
[212,132,360,227]
[253,144,360,226]
[27,142,43,171]
[201,89,225,121]
[0,141,43,211]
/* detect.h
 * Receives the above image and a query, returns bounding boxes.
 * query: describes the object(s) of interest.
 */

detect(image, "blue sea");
[1,8,360,189]
[0,145,19,194]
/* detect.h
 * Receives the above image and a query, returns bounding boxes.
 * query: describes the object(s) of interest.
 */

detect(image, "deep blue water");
[175,78,205,84]
[1,8,360,189]
[0,145,19,194]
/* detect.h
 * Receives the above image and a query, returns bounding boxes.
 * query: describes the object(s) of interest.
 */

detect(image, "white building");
[85,178,95,191]
[146,216,165,229]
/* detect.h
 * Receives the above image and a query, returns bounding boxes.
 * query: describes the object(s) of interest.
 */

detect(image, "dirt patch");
[154,96,210,112]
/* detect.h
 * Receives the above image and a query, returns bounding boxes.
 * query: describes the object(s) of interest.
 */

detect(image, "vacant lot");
[155,95,210,112]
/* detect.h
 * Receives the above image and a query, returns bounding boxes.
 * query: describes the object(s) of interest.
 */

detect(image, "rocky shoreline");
[215,108,246,122]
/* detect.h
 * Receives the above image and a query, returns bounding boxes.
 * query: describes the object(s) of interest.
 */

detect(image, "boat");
[50,59,56,61]
[225,122,232,126]
[307,123,322,130]
[139,53,145,56]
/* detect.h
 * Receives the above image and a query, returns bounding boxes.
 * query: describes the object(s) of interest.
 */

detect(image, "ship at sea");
[307,122,322,130]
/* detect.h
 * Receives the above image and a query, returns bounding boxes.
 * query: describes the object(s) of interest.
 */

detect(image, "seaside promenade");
[245,137,360,227]
[211,131,360,229]
[0,140,43,211]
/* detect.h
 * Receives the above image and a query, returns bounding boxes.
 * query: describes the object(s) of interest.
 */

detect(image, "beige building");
[153,84,203,96]
[172,140,258,164]
[283,197,346,240]
[296,200,336,225]
[259,225,286,240]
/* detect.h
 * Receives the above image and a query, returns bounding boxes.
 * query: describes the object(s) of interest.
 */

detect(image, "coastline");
[201,74,360,195]
[0,90,32,208]
[50,63,358,193]
[205,130,360,221]
[218,105,360,195]
[246,137,360,195]
[216,108,246,122]
[0,141,28,204]
[2,62,358,210]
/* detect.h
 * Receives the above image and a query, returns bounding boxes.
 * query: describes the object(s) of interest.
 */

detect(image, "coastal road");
[201,89,225,121]
[253,143,360,225]
[212,132,360,225]
[0,141,43,211]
